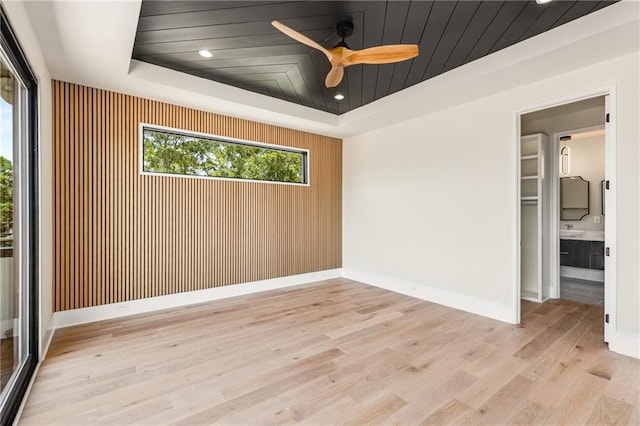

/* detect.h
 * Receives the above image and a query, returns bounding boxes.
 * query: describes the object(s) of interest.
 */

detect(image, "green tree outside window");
[0,156,12,243]
[143,129,306,184]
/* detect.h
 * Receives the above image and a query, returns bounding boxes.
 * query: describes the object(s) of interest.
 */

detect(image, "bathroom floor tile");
[560,278,604,305]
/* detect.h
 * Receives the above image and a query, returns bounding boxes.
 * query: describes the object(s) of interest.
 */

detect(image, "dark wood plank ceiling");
[133,1,618,115]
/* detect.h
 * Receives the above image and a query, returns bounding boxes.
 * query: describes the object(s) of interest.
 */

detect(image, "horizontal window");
[141,125,308,185]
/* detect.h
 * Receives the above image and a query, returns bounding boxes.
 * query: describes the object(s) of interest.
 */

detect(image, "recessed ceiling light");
[535,0,553,4]
[198,50,213,58]
[334,93,345,100]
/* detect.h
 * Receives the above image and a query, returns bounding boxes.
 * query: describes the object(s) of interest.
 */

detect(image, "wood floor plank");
[178,362,339,424]
[456,356,529,408]
[506,400,552,425]
[457,375,536,424]
[520,319,592,381]
[544,373,610,425]
[527,329,607,409]
[419,398,473,425]
[628,399,640,426]
[389,369,478,423]
[604,355,640,406]
[221,348,344,399]
[512,310,586,361]
[19,279,639,425]
[586,395,634,425]
[298,396,357,424]
[343,393,408,425]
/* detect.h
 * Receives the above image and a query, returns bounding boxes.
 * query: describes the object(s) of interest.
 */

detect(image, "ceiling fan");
[272,20,419,88]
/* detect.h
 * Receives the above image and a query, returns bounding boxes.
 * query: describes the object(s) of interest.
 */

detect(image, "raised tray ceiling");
[133,1,618,115]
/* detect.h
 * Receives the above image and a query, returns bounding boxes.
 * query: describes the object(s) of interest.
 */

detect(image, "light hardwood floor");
[20,278,639,425]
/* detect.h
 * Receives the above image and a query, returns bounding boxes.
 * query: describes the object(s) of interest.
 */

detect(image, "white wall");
[2,0,53,358]
[343,52,639,343]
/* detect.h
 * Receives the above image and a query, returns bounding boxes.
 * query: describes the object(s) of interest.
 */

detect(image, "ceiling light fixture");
[198,50,213,58]
[334,93,345,100]
[535,0,553,4]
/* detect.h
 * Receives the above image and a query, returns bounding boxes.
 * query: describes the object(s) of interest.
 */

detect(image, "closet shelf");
[520,133,550,304]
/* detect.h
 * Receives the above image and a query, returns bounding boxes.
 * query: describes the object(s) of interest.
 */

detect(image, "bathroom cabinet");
[520,133,551,303]
[560,239,604,270]
[590,241,605,270]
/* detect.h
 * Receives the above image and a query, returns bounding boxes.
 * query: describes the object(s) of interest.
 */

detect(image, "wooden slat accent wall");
[52,80,342,312]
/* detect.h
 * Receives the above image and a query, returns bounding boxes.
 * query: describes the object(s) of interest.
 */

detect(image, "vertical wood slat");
[52,80,342,312]
[52,80,60,311]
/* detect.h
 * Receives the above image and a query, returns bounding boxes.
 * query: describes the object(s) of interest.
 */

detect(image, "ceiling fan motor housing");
[336,20,354,38]
[334,20,354,48]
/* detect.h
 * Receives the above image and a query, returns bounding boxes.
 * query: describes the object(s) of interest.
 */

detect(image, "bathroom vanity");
[560,239,604,270]
[560,230,605,282]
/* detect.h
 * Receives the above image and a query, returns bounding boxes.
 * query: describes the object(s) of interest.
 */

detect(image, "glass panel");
[142,128,307,184]
[0,56,22,398]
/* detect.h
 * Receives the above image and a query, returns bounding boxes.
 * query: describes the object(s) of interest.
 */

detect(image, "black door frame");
[0,4,39,425]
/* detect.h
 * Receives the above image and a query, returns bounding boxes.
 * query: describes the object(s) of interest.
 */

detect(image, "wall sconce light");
[560,145,570,176]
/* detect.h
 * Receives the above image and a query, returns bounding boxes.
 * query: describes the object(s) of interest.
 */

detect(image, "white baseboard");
[610,330,640,359]
[39,318,55,361]
[342,268,516,324]
[560,266,604,282]
[53,269,343,328]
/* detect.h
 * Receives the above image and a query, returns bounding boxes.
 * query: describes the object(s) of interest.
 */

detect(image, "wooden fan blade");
[272,20,332,61]
[345,45,419,65]
[325,66,344,88]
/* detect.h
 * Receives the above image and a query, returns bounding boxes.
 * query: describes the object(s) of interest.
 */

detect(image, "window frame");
[139,123,310,186]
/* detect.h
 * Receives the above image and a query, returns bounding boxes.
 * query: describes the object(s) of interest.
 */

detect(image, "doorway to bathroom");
[555,124,605,306]
[517,92,616,344]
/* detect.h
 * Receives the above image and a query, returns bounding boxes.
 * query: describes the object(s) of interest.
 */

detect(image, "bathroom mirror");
[560,176,589,220]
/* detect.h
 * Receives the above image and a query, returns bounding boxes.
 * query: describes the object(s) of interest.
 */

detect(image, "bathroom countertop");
[560,230,605,242]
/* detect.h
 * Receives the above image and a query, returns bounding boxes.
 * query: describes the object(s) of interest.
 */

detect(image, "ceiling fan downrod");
[333,20,354,49]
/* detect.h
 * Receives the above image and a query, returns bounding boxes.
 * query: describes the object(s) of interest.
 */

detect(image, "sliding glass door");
[0,52,20,396]
[0,6,38,424]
